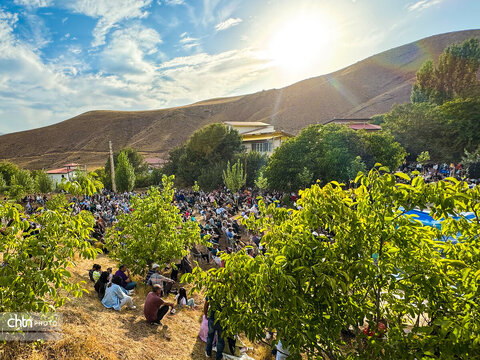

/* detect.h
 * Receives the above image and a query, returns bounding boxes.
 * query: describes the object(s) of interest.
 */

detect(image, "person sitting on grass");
[175,287,195,309]
[149,266,175,294]
[145,263,160,285]
[115,264,137,291]
[101,276,136,311]
[144,284,174,326]
[92,264,102,283]
[94,270,110,300]
[89,264,101,282]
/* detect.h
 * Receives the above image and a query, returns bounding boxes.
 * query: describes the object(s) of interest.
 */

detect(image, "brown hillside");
[1,29,480,170]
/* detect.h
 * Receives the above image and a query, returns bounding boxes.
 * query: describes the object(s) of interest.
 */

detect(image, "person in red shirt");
[144,284,174,325]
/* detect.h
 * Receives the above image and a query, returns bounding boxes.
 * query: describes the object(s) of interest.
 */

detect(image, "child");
[175,288,195,309]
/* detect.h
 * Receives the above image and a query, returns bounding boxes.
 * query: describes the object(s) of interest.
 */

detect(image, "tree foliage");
[223,160,246,193]
[103,148,148,189]
[0,181,101,312]
[106,175,204,276]
[115,152,135,192]
[164,123,243,187]
[412,38,480,105]
[239,151,268,187]
[186,169,480,359]
[35,170,54,194]
[265,124,406,191]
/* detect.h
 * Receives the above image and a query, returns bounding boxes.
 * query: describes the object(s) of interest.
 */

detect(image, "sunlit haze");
[0,0,479,134]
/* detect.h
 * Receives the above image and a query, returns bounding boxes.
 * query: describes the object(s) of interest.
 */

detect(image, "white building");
[46,163,87,184]
[224,121,293,156]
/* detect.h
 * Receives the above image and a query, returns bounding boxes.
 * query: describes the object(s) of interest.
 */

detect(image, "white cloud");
[164,0,185,5]
[215,17,242,31]
[407,0,443,12]
[179,33,200,50]
[100,25,162,80]
[13,0,53,8]
[65,0,153,47]
[0,9,275,135]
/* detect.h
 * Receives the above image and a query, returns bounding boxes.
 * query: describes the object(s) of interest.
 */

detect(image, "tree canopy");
[411,38,480,105]
[186,169,480,359]
[264,124,406,191]
[164,123,243,188]
[106,175,204,276]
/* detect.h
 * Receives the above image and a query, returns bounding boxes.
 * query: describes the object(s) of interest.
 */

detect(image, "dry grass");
[0,254,270,360]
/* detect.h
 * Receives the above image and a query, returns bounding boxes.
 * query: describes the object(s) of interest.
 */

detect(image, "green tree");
[362,131,407,170]
[441,97,480,159]
[106,175,204,276]
[35,170,54,194]
[223,160,246,193]
[382,103,450,162]
[115,152,135,192]
[0,174,6,194]
[254,169,268,191]
[265,124,390,191]
[166,123,243,187]
[104,148,148,189]
[0,161,19,185]
[412,38,480,105]
[0,181,101,312]
[417,150,431,165]
[239,151,268,187]
[186,169,480,359]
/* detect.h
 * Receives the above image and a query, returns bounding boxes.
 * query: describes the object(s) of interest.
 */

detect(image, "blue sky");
[0,0,479,134]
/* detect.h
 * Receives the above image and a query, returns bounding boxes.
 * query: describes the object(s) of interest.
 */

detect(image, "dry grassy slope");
[0,255,269,360]
[1,29,479,170]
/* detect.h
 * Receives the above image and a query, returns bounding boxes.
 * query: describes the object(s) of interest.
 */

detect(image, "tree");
[106,175,204,276]
[0,174,6,194]
[463,146,480,179]
[239,151,268,187]
[441,97,480,159]
[166,123,244,187]
[254,169,268,191]
[417,150,431,167]
[0,161,19,185]
[104,148,148,189]
[382,103,451,162]
[115,152,135,192]
[362,131,407,170]
[186,169,480,359]
[35,170,54,194]
[7,170,34,201]
[223,160,246,193]
[412,38,480,105]
[0,181,101,312]
[264,124,405,191]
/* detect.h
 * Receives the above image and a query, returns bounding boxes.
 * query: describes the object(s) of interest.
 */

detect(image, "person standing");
[205,297,225,360]
[144,284,174,325]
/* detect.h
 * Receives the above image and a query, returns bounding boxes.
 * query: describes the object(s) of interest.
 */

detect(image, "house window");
[252,142,272,153]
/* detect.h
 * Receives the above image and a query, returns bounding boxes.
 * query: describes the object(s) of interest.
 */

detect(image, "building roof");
[47,167,76,174]
[324,118,372,125]
[145,157,167,165]
[224,121,270,127]
[242,131,293,141]
[348,123,381,130]
[64,163,79,167]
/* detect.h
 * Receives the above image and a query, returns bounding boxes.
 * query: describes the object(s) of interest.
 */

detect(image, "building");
[144,157,168,170]
[46,163,87,184]
[324,118,381,131]
[224,121,293,155]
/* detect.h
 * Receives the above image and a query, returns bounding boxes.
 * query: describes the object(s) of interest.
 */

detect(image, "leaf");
[394,172,411,182]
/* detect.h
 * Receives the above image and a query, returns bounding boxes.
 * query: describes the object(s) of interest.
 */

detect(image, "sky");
[0,0,479,134]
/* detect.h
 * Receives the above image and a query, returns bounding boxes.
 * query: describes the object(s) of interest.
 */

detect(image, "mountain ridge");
[1,29,480,170]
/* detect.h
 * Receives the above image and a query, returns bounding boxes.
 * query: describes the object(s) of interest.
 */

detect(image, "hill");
[1,29,480,170]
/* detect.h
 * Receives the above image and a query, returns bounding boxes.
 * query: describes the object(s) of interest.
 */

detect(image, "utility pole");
[109,141,117,192]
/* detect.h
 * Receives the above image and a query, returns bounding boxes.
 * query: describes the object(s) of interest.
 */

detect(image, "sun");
[267,14,335,74]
